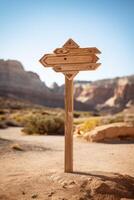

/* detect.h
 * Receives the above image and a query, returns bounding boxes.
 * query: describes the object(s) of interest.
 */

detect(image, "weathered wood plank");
[40,54,99,67]
[54,47,101,55]
[53,63,101,72]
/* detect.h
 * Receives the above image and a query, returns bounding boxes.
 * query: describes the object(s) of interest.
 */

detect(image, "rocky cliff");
[0,59,134,113]
[73,76,134,113]
[51,77,134,113]
[0,59,88,111]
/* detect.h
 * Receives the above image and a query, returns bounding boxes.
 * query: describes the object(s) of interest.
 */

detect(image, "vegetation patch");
[74,117,101,136]
[22,114,64,135]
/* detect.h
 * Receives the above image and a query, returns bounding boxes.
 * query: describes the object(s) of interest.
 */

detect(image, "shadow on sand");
[98,138,134,144]
[71,170,134,183]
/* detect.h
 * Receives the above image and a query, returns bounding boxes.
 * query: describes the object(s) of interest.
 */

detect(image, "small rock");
[48,191,55,197]
[11,144,24,151]
[80,180,88,188]
[31,194,38,199]
[79,197,85,200]
[22,191,25,195]
[62,182,68,188]
[68,180,76,185]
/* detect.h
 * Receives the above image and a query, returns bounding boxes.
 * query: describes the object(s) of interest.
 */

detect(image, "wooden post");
[64,75,73,172]
[39,38,101,173]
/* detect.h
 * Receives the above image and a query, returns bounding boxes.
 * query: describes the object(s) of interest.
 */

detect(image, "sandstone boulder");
[84,123,134,142]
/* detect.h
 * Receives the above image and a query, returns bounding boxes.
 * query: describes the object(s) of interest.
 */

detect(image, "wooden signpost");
[39,39,101,173]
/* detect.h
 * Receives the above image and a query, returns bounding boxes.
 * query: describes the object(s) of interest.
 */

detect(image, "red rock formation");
[73,76,134,113]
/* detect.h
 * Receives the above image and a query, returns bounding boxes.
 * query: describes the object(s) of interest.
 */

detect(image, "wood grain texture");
[41,54,98,66]
[54,47,101,55]
[39,38,101,173]
[53,63,101,72]
[64,75,74,172]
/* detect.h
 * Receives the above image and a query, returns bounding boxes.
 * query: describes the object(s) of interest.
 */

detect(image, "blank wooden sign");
[39,38,101,172]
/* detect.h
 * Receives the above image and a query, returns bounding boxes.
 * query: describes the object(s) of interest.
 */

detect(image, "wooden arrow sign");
[54,47,101,55]
[53,63,100,72]
[40,39,101,73]
[41,54,99,67]
[39,38,101,173]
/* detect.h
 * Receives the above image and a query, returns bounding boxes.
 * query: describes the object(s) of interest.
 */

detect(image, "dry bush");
[81,118,100,131]
[100,114,125,125]
[108,115,124,124]
[22,114,64,135]
[11,112,33,126]
[75,117,101,136]
[11,108,63,125]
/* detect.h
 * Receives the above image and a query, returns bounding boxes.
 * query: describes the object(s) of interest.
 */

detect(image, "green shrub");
[22,114,64,135]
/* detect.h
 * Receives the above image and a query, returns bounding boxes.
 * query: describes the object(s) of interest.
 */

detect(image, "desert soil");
[0,128,134,200]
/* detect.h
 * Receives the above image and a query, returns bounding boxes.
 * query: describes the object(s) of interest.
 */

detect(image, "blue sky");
[0,0,134,86]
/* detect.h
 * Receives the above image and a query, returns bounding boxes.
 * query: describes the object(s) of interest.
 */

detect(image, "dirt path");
[0,128,134,200]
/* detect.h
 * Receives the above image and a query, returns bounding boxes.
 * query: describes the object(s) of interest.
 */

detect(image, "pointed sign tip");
[62,39,79,49]
[39,57,43,65]
[95,47,101,54]
[63,71,79,80]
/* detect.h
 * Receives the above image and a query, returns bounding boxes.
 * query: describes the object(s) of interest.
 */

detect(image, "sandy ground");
[0,128,134,200]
